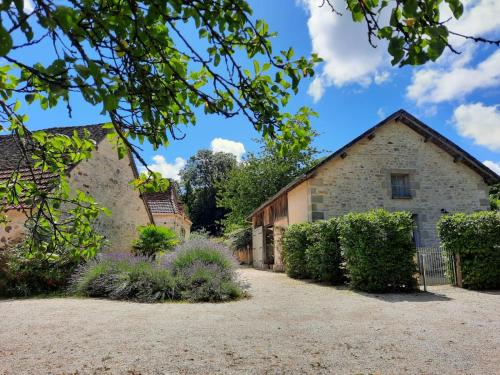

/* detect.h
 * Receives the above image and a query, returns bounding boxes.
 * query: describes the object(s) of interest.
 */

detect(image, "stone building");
[0,124,190,251]
[249,110,500,271]
[143,188,192,239]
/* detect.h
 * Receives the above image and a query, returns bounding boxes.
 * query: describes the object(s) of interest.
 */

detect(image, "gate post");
[420,253,427,292]
[455,253,463,288]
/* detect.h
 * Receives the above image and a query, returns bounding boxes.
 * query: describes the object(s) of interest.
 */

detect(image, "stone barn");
[0,124,191,251]
[249,110,500,271]
[143,188,192,239]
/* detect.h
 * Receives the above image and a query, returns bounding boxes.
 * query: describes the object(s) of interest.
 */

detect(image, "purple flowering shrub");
[69,253,177,302]
[70,238,246,303]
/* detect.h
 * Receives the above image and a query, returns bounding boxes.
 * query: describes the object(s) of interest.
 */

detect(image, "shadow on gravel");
[353,290,452,302]
[295,278,452,302]
[473,290,500,295]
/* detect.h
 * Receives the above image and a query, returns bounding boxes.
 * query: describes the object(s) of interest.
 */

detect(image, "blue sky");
[9,0,500,178]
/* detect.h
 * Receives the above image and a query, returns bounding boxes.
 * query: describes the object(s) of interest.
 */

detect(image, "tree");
[217,140,319,231]
[0,0,319,255]
[321,0,500,66]
[180,150,237,235]
[0,0,493,255]
[490,184,500,211]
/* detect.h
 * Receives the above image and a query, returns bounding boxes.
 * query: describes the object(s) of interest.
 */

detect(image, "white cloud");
[210,138,246,161]
[407,1,500,106]
[23,0,34,13]
[452,103,500,152]
[376,107,385,119]
[407,50,500,105]
[308,76,325,103]
[484,160,500,175]
[144,155,186,181]
[374,71,390,85]
[443,0,500,47]
[299,0,389,101]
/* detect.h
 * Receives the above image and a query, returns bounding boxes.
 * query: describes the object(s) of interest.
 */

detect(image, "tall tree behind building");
[218,140,320,232]
[180,150,237,235]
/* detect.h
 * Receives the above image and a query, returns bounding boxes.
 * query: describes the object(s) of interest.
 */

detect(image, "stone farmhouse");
[143,189,192,239]
[0,124,191,251]
[249,110,500,271]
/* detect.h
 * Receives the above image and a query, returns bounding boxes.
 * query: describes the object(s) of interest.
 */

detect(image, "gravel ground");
[0,267,499,375]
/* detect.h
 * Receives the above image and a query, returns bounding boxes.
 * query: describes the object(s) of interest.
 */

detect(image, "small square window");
[391,174,411,198]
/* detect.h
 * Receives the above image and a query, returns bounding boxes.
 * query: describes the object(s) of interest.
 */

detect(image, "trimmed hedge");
[281,223,313,279]
[438,211,500,290]
[306,219,345,284]
[281,219,345,283]
[339,210,417,292]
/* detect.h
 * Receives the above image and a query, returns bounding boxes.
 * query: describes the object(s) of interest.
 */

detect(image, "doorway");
[264,226,275,267]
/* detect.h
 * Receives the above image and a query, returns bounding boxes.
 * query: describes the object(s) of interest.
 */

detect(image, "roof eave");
[247,109,500,219]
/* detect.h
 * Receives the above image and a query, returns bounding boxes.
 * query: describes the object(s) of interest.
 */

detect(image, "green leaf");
[445,0,464,19]
[388,37,405,65]
[253,60,260,75]
[402,0,418,17]
[0,25,13,56]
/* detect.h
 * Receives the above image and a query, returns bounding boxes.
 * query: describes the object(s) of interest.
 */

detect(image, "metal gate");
[416,247,456,289]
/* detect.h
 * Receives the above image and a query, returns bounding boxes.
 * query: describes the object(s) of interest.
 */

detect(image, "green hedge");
[305,219,345,284]
[281,223,313,279]
[438,211,500,290]
[282,219,345,283]
[339,210,417,292]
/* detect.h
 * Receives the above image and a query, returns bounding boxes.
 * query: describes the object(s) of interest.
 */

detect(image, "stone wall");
[307,119,490,247]
[68,138,151,252]
[152,213,191,239]
[0,209,27,248]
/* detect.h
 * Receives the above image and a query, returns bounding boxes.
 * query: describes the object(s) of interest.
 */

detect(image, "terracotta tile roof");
[143,185,185,215]
[0,124,108,172]
[0,124,108,208]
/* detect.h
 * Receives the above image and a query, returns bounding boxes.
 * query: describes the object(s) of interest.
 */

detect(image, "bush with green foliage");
[70,237,245,303]
[339,210,417,292]
[281,223,313,279]
[225,226,252,250]
[490,184,500,211]
[438,211,500,290]
[70,253,178,302]
[132,225,178,258]
[306,219,345,284]
[0,241,82,297]
[168,237,243,302]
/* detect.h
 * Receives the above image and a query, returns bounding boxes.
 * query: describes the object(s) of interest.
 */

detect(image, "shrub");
[70,238,245,303]
[225,226,252,251]
[168,237,244,302]
[438,211,500,290]
[174,260,243,302]
[339,210,418,292]
[69,253,178,302]
[132,225,178,258]
[305,219,345,284]
[281,223,313,278]
[0,242,81,297]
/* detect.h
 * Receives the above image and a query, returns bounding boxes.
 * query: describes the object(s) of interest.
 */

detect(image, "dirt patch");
[0,267,499,374]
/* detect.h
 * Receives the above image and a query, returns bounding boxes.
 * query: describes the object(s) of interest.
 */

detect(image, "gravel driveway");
[1,267,499,375]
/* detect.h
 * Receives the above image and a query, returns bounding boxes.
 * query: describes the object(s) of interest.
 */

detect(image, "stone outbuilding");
[143,187,192,239]
[249,110,500,271]
[0,124,191,251]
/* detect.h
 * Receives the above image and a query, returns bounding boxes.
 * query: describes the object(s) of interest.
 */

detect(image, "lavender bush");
[69,253,177,302]
[70,237,246,303]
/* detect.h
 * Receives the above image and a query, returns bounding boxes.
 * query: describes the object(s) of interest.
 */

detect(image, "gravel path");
[1,267,499,375]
